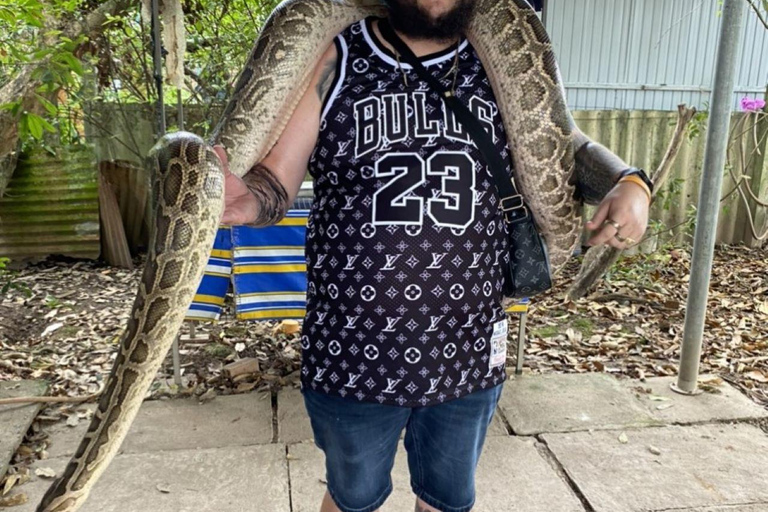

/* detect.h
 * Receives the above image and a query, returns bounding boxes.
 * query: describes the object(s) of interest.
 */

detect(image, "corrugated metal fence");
[0,145,100,260]
[5,99,765,262]
[81,105,766,248]
[573,110,767,247]
[546,0,768,111]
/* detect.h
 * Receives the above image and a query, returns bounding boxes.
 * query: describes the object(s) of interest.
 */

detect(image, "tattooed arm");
[569,124,651,250]
[216,42,338,225]
[571,128,630,206]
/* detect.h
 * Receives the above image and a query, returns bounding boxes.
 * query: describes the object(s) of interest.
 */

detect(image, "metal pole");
[673,0,746,395]
[172,332,182,387]
[515,312,527,375]
[150,0,166,136]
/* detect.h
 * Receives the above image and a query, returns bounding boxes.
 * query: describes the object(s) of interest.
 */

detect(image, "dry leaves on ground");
[0,244,766,417]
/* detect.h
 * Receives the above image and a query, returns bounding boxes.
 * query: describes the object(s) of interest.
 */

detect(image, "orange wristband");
[618,175,652,203]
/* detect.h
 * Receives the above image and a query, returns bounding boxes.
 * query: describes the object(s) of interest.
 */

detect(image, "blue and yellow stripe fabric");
[185,208,310,322]
[185,226,233,321]
[232,210,309,320]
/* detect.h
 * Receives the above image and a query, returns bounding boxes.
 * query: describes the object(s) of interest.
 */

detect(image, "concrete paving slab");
[498,373,662,435]
[474,437,585,511]
[541,424,768,512]
[681,506,768,512]
[276,387,313,443]
[1,380,47,478]
[624,375,768,425]
[14,444,290,512]
[43,393,273,459]
[288,437,584,511]
[488,408,509,436]
[41,404,95,460]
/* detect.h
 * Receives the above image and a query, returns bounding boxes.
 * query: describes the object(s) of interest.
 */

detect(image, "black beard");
[384,0,476,41]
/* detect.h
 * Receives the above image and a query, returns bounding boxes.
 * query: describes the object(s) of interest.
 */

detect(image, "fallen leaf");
[648,395,670,402]
[649,445,662,455]
[0,493,27,507]
[66,415,79,427]
[618,432,629,444]
[34,467,56,479]
[41,322,63,337]
[156,483,171,494]
[745,371,768,383]
[656,403,675,411]
[2,474,19,496]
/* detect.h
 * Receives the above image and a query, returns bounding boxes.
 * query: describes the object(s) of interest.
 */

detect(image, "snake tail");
[36,133,224,512]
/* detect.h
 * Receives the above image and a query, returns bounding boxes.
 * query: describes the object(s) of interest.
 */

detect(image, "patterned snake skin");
[36,0,581,509]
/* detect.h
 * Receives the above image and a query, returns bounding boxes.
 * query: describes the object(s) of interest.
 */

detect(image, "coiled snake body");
[37,0,581,509]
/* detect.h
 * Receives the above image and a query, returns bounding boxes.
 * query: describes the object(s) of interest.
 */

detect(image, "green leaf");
[0,8,14,23]
[34,94,58,116]
[39,116,56,133]
[0,101,21,114]
[58,52,83,75]
[25,113,44,139]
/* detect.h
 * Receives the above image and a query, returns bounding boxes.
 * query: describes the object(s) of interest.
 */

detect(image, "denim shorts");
[301,383,504,512]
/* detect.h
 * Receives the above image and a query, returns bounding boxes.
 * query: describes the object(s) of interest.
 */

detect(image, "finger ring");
[603,219,622,231]
[614,233,627,243]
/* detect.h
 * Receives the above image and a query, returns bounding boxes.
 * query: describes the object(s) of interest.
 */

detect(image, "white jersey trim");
[320,35,348,124]
[360,19,469,70]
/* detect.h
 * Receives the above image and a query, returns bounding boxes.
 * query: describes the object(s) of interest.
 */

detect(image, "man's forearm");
[572,131,629,205]
[241,162,290,226]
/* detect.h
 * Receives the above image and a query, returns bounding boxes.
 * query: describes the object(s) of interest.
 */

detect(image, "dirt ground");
[1,244,766,411]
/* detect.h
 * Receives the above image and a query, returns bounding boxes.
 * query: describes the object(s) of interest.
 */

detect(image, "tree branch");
[747,0,768,30]
[0,0,136,197]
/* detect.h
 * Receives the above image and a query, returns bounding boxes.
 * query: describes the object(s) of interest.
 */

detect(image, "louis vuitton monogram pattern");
[300,16,513,407]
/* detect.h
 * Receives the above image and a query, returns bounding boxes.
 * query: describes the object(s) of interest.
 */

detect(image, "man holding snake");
[214,0,652,511]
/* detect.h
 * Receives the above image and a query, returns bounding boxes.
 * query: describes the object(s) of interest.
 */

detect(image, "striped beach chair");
[186,226,233,322]
[184,209,310,323]
[231,208,309,320]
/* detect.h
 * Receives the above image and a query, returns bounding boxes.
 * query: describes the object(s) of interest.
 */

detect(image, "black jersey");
[300,16,514,407]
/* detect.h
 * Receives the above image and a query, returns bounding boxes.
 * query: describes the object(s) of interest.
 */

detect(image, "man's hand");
[213,145,259,225]
[585,182,650,249]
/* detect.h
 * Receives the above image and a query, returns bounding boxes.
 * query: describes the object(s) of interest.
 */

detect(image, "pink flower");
[741,97,766,112]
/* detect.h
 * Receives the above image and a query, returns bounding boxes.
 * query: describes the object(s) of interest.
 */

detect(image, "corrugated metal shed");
[546,0,768,110]
[0,145,100,261]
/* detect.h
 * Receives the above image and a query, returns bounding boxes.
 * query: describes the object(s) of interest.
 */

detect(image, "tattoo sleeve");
[572,131,630,205]
[316,53,337,103]
[241,162,290,227]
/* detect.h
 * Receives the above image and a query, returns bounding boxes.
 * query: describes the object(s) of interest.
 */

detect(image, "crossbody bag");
[378,20,552,298]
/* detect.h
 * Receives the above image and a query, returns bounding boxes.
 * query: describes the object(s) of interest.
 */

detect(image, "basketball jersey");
[300,16,515,407]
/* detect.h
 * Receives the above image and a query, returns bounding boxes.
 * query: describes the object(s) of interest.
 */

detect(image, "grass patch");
[571,317,594,337]
[223,325,248,337]
[531,325,560,338]
[52,325,80,338]
[204,343,234,358]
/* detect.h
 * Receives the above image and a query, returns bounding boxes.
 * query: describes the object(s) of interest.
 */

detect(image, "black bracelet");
[618,167,654,194]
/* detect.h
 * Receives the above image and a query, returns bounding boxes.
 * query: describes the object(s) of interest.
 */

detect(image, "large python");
[37,0,585,509]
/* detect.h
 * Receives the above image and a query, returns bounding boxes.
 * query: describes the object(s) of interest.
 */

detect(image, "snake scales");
[37,0,582,509]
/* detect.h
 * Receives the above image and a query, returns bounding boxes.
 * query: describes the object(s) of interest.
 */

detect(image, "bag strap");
[378,19,528,223]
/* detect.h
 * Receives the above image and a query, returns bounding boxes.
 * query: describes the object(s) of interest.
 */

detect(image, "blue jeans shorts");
[301,383,504,512]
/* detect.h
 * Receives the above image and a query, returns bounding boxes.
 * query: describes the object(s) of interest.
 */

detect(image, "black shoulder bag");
[378,20,552,298]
